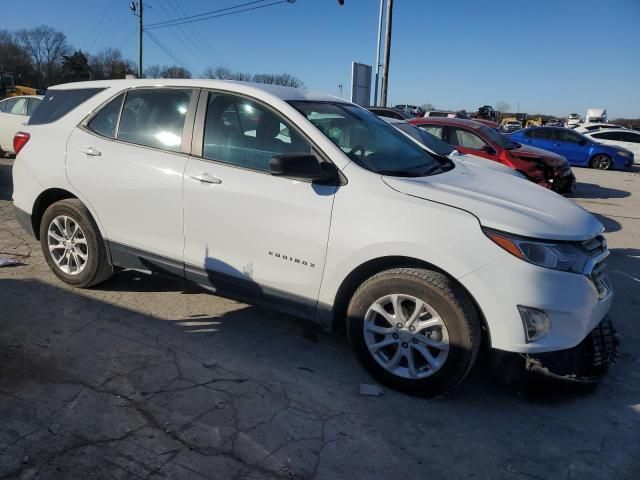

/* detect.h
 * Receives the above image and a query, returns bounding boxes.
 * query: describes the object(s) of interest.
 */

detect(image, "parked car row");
[0,94,42,155]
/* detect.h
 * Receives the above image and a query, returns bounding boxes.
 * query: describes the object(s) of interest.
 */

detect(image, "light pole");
[130,1,143,78]
[373,0,384,106]
[380,0,393,107]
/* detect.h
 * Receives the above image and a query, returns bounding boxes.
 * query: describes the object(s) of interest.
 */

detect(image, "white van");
[12,80,616,395]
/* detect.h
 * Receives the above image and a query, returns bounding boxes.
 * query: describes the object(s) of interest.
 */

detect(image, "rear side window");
[118,89,192,152]
[28,88,104,125]
[87,94,125,139]
[26,98,42,116]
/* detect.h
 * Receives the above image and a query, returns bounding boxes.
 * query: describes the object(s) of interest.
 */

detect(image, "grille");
[581,235,606,256]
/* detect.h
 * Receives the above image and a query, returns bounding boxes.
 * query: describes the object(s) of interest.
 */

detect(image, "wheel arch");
[329,255,491,350]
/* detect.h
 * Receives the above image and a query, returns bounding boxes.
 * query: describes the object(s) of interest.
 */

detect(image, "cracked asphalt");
[1,157,639,480]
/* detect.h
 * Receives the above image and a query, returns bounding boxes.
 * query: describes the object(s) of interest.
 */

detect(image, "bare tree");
[89,48,135,80]
[495,101,510,113]
[202,67,251,81]
[0,30,35,86]
[420,103,435,111]
[161,65,191,79]
[144,65,162,79]
[16,25,69,88]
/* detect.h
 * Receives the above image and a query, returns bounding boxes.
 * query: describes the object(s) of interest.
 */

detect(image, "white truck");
[585,108,607,124]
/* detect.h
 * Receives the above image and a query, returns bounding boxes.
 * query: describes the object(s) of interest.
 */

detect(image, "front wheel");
[347,268,481,397]
[590,154,612,170]
[40,199,113,287]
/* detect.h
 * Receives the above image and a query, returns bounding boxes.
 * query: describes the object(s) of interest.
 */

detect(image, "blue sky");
[4,0,640,117]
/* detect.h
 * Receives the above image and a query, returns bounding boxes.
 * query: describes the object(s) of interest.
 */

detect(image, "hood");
[454,152,524,178]
[509,144,569,167]
[382,160,602,241]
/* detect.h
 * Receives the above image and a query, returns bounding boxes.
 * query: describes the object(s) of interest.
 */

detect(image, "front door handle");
[79,146,101,156]
[190,172,222,184]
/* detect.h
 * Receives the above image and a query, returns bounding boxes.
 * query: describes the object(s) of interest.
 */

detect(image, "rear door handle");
[190,172,222,184]
[78,146,101,156]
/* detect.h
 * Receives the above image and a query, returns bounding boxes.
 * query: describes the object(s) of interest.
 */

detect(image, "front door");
[183,91,337,317]
[551,128,589,166]
[66,87,197,270]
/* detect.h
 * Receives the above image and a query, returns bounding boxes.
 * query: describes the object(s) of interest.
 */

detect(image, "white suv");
[12,80,615,395]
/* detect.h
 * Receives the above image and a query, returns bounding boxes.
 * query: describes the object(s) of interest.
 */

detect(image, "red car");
[408,117,576,193]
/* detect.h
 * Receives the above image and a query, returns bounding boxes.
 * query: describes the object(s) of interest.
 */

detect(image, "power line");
[154,0,227,71]
[164,0,229,68]
[146,0,271,28]
[145,0,291,30]
[144,30,193,74]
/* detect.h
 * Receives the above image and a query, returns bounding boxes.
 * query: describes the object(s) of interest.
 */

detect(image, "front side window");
[448,127,486,150]
[29,88,104,125]
[291,101,443,176]
[396,123,453,156]
[555,129,585,144]
[418,124,444,139]
[87,93,125,139]
[26,98,42,116]
[118,89,192,152]
[203,93,311,172]
[527,128,552,140]
[623,132,640,143]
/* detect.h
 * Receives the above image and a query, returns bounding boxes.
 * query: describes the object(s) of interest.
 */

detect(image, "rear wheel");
[347,268,481,396]
[590,154,612,170]
[40,199,113,287]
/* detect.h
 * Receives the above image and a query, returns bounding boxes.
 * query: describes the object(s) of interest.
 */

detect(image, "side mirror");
[270,153,339,183]
[482,145,497,155]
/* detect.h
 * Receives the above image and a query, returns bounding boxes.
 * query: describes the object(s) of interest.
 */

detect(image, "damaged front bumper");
[524,316,619,384]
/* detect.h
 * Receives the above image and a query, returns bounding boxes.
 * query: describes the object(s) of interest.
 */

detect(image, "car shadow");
[0,159,14,201]
[1,268,639,477]
[571,182,630,200]
[593,213,623,233]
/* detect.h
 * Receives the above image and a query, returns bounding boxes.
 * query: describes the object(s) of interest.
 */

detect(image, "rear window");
[28,88,104,125]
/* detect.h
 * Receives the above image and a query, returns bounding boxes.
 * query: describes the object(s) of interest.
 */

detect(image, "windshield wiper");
[376,170,422,177]
[421,164,443,176]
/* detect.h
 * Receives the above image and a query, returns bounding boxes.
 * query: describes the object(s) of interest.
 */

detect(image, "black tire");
[347,268,481,397]
[590,154,612,170]
[40,199,113,287]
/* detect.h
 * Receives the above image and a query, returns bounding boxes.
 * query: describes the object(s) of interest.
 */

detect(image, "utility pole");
[373,0,384,106]
[130,1,143,78]
[380,0,393,107]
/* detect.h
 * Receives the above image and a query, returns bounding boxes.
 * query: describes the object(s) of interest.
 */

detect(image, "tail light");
[13,131,30,155]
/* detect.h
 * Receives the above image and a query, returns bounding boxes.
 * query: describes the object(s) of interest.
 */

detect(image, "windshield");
[290,101,443,176]
[395,122,454,156]
[481,126,519,150]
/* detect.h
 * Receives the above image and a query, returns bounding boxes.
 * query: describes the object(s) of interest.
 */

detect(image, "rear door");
[66,87,198,270]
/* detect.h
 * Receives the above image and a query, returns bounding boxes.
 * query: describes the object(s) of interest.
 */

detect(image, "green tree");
[61,50,90,82]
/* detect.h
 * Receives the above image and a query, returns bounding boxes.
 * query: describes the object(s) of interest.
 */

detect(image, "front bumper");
[459,250,613,353]
[524,316,618,384]
[552,171,576,194]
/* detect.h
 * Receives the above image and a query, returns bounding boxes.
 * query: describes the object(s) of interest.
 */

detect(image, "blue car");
[510,126,634,170]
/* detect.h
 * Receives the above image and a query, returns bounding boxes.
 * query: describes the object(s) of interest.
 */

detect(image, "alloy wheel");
[363,294,450,379]
[47,215,89,275]
[592,154,611,170]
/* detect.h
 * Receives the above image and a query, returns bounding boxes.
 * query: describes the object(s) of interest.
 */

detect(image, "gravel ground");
[1,158,639,480]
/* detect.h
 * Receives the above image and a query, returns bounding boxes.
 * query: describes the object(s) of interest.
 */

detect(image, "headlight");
[484,229,588,273]
[616,150,631,158]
